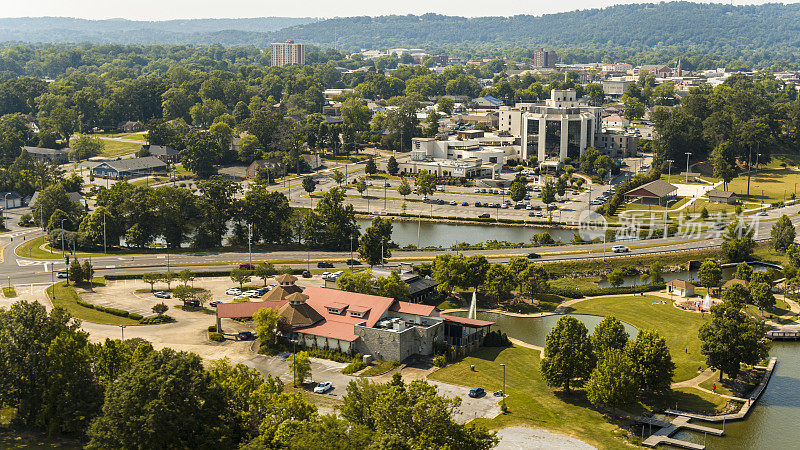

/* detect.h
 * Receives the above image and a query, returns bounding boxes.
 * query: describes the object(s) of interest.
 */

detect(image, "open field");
[565,295,710,382]
[726,168,800,204]
[99,139,141,156]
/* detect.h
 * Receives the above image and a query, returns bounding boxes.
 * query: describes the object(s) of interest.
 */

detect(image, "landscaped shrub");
[341,360,367,374]
[128,313,143,321]
[208,325,217,332]
[139,315,175,324]
[209,332,224,342]
[433,355,447,367]
[483,330,512,347]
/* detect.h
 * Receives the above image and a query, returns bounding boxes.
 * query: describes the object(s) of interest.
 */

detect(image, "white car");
[225,288,242,296]
[314,381,333,394]
[757,211,768,216]
[321,271,331,280]
[612,245,630,253]
[243,290,261,298]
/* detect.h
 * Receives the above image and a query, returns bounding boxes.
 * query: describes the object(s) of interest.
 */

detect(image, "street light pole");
[247,223,252,267]
[684,152,691,183]
[119,324,127,340]
[500,363,506,411]
[61,218,67,257]
[102,212,107,255]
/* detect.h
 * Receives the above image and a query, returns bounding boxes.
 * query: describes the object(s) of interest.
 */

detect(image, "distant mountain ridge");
[1,3,800,65]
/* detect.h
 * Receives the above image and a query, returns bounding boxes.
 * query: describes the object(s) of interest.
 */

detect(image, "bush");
[129,313,143,321]
[76,299,132,318]
[207,325,217,332]
[209,332,225,342]
[433,355,448,367]
[341,360,367,374]
[549,282,666,299]
[139,315,175,325]
[483,330,512,347]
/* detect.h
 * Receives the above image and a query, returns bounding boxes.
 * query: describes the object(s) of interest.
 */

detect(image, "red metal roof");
[440,314,494,327]
[216,300,287,318]
[390,301,437,316]
[296,319,360,342]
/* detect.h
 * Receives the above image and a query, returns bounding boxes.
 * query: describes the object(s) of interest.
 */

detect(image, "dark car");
[346,258,362,266]
[527,252,541,259]
[461,201,469,206]
[238,263,255,270]
[237,331,255,341]
[317,261,334,268]
[474,202,482,207]
[302,270,312,278]
[468,387,485,398]
[478,213,491,219]
[209,301,221,307]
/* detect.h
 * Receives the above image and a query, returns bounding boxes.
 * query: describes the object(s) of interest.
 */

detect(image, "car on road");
[461,201,469,206]
[527,252,541,259]
[612,245,630,253]
[238,263,255,270]
[468,387,485,398]
[449,200,457,206]
[346,258,362,266]
[366,181,373,186]
[154,291,171,299]
[384,182,391,187]
[302,270,312,278]
[757,211,768,216]
[474,202,482,207]
[317,261,334,268]
[237,331,255,341]
[209,301,221,307]
[478,213,491,219]
[56,270,68,278]
[314,381,333,394]
[225,288,242,296]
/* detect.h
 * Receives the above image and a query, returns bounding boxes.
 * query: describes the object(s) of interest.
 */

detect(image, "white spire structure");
[468,291,477,319]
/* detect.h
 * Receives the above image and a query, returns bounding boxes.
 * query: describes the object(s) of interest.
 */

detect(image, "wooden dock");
[766,329,800,340]
[640,415,723,449]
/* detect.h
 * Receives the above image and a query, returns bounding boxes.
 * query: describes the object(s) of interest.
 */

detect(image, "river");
[456,311,800,449]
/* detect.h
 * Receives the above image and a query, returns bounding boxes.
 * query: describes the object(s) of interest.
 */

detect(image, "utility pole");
[61,219,67,257]
[666,159,674,184]
[684,152,692,183]
[103,213,107,255]
[500,363,506,410]
[247,223,252,267]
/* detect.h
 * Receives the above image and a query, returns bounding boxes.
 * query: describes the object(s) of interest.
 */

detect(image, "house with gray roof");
[22,146,70,164]
[142,145,180,163]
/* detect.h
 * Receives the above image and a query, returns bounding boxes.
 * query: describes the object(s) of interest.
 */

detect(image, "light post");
[247,223,253,267]
[61,218,67,256]
[666,159,674,184]
[119,324,127,340]
[499,363,506,411]
[684,152,691,183]
[2,193,10,228]
[102,212,107,255]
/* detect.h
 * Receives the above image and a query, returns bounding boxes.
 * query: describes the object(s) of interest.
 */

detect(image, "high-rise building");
[532,48,557,68]
[271,40,305,67]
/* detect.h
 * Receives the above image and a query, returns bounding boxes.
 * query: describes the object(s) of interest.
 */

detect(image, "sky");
[0,0,780,20]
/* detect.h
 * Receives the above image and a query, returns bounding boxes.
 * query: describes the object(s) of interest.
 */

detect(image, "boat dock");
[766,328,800,340]
[640,415,723,449]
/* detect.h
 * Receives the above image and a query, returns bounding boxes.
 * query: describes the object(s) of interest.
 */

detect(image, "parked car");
[474,188,481,193]
[461,201,469,206]
[225,288,242,296]
[449,200,457,206]
[314,381,333,394]
[237,331,255,341]
[317,261,334,268]
[243,290,261,298]
[301,270,312,278]
[238,263,255,270]
[612,245,630,253]
[478,213,491,219]
[468,387,485,398]
[56,270,68,279]
[209,301,221,307]
[527,252,541,259]
[154,291,171,299]
[346,258,362,266]
[384,182,391,187]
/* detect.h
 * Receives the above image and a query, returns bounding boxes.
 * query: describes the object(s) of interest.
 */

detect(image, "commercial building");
[22,146,70,164]
[142,145,180,163]
[215,280,493,362]
[91,156,167,179]
[532,48,557,68]
[408,136,516,176]
[601,79,634,98]
[271,40,305,67]
[707,190,737,204]
[594,129,639,158]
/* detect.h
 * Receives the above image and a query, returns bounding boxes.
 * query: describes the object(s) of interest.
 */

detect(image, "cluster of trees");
[651,74,800,189]
[335,270,410,301]
[0,301,496,448]
[620,70,678,120]
[541,315,675,409]
[430,254,550,300]
[39,179,363,252]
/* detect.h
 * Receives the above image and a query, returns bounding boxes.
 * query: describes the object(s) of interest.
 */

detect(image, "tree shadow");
[642,390,720,414]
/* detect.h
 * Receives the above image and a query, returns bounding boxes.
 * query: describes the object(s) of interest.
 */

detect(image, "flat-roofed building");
[271,40,305,67]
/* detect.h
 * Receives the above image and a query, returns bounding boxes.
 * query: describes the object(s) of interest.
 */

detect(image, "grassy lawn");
[565,295,710,382]
[429,346,638,449]
[98,139,141,156]
[46,280,139,325]
[17,236,109,259]
[726,168,800,204]
[550,276,601,291]
[360,360,400,377]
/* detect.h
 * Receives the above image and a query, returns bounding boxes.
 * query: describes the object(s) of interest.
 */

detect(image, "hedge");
[139,315,174,325]
[76,299,132,318]
[549,282,667,299]
[106,268,307,281]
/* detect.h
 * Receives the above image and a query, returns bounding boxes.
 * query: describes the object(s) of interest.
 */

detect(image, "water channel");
[452,311,800,449]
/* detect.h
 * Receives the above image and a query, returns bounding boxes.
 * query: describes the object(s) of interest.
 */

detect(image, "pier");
[640,415,724,449]
[766,329,800,340]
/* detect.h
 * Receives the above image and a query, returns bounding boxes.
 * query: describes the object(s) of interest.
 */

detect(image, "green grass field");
[565,295,710,382]
[46,280,139,325]
[726,168,800,204]
[98,139,141,156]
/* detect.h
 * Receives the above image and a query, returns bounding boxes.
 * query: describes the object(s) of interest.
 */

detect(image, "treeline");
[0,301,497,448]
[36,180,363,251]
[651,74,800,185]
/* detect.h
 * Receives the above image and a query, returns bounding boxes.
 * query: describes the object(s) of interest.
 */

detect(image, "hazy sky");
[0,1,779,20]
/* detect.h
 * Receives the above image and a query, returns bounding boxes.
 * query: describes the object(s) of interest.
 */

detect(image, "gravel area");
[495,427,595,449]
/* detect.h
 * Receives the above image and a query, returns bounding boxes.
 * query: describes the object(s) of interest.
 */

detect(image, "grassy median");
[46,279,139,325]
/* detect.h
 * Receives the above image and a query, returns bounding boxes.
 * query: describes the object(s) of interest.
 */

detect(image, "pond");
[357,218,605,248]
[448,311,638,347]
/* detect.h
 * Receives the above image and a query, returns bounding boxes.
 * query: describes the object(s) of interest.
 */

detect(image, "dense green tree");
[750,281,776,312]
[771,214,796,253]
[721,283,751,308]
[586,349,639,408]
[358,216,393,266]
[480,263,516,301]
[517,263,550,296]
[414,171,437,199]
[541,315,596,392]
[591,316,629,356]
[607,268,625,287]
[180,129,222,178]
[625,329,675,393]
[734,262,754,282]
[721,221,756,262]
[510,181,526,202]
[397,179,411,199]
[698,258,722,290]
[386,156,399,176]
[87,349,229,448]
[699,302,769,381]
[69,135,104,161]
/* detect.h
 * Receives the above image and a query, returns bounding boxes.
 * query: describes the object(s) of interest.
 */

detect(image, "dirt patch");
[495,426,595,449]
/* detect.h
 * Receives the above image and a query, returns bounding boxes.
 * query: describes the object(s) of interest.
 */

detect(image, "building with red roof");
[216,282,493,362]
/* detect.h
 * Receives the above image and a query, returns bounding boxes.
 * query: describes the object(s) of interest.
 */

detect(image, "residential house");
[302,154,323,170]
[143,145,180,163]
[118,121,144,133]
[246,158,285,178]
[22,146,70,164]
[91,156,167,179]
[707,190,737,205]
